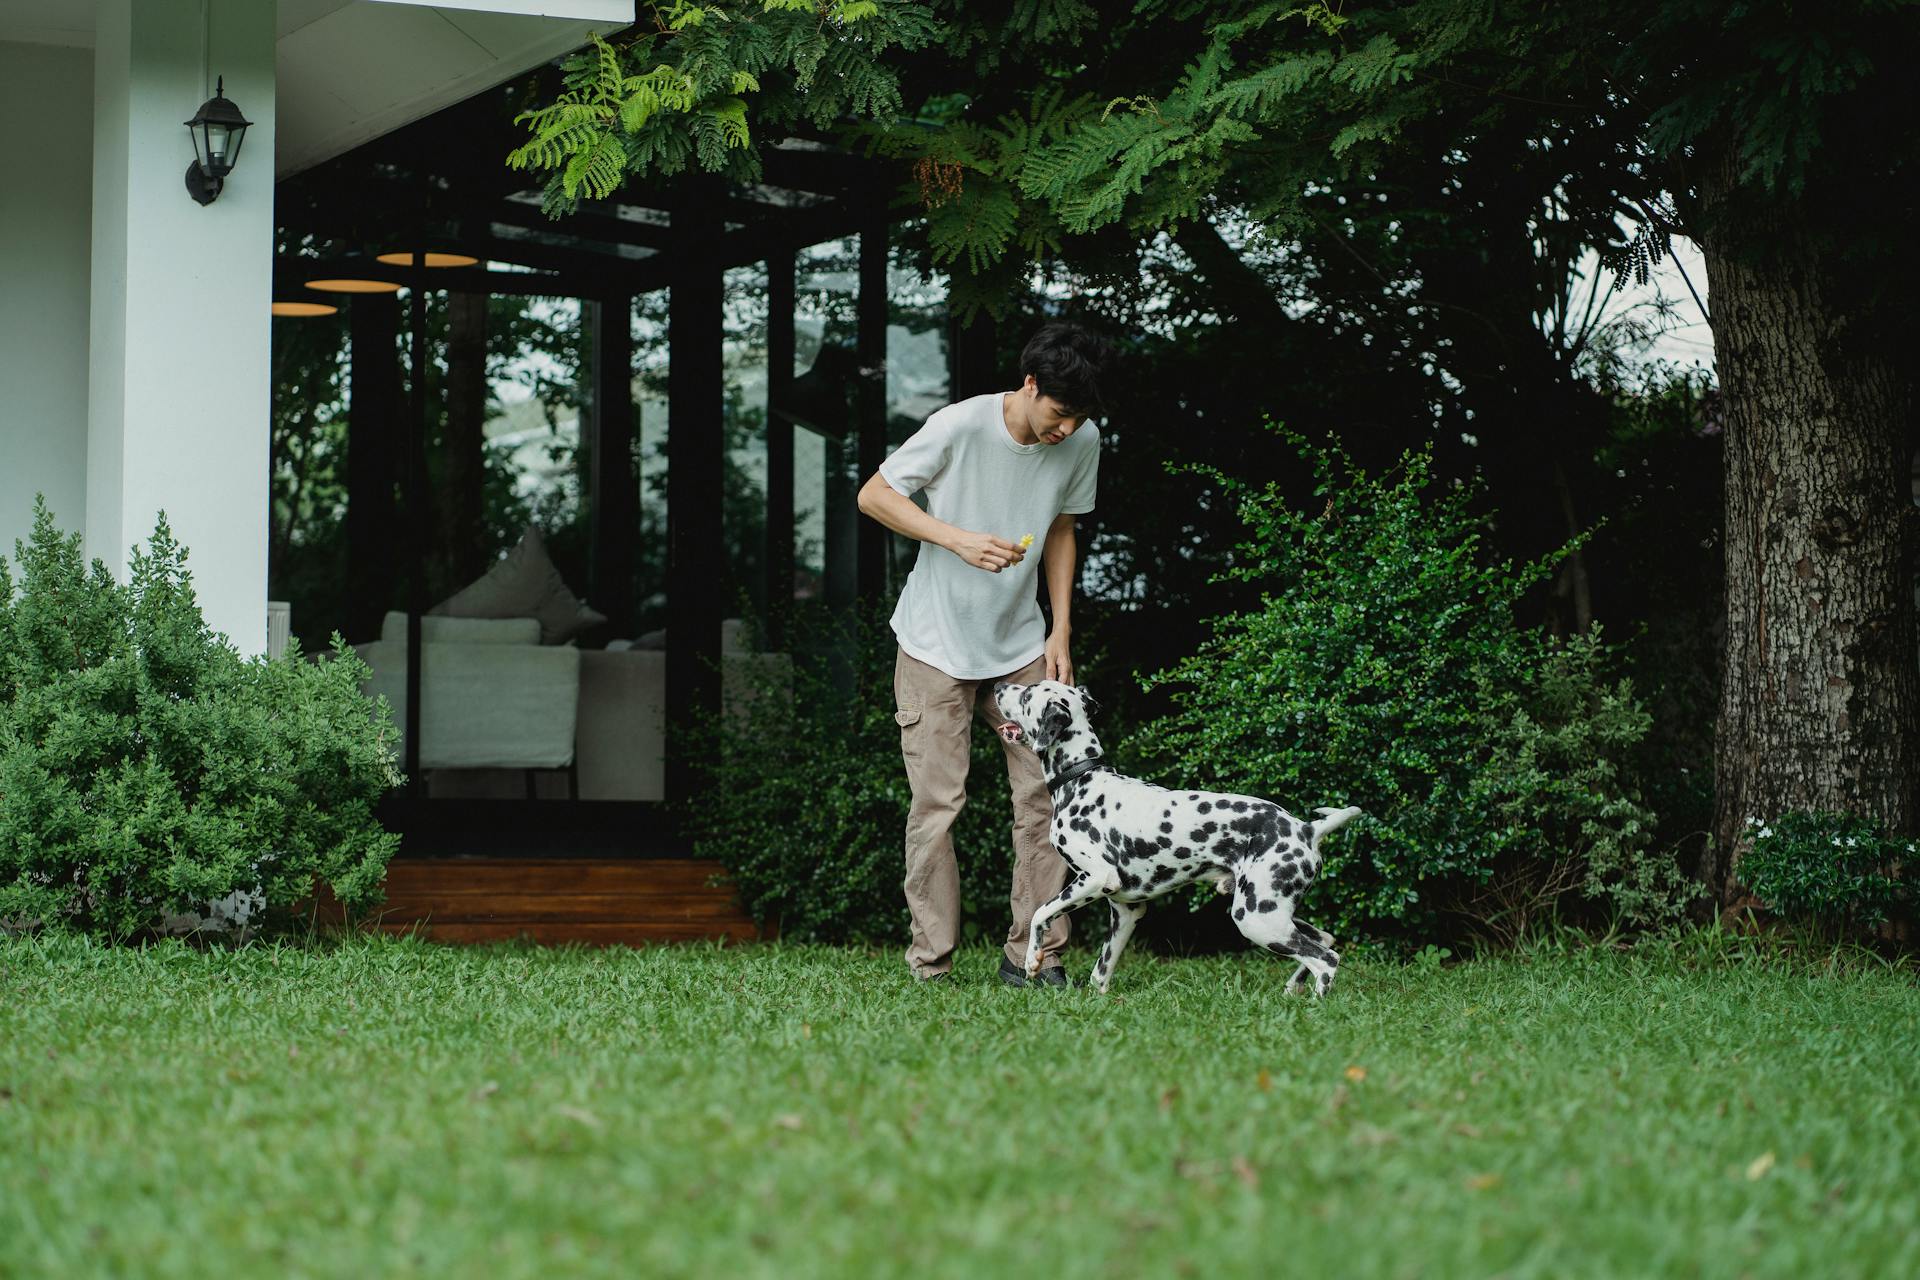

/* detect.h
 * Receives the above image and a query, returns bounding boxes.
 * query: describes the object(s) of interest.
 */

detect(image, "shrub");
[1740,811,1912,933]
[681,605,1108,944]
[0,500,400,941]
[1127,431,1696,951]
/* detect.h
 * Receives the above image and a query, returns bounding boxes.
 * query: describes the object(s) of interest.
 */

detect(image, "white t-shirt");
[879,391,1100,680]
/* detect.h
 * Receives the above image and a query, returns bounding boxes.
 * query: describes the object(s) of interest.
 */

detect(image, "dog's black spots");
[1234,907,1246,920]
[1160,821,1173,834]
[1196,801,1212,815]
[1269,866,1286,891]
[1119,870,1141,891]
[1149,864,1178,886]
[1231,801,1248,813]
[1258,817,1286,843]
[1257,899,1278,914]
[1157,836,1173,848]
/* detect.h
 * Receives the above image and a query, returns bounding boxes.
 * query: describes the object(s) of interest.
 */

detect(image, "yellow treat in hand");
[1019,533,1035,550]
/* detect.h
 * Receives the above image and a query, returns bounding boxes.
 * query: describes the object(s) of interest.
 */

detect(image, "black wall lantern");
[184,76,251,206]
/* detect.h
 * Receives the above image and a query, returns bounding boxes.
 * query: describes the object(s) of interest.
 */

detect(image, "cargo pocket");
[895,704,923,758]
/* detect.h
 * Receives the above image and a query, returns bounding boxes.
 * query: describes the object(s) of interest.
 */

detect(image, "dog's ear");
[1074,685,1100,716]
[1038,697,1073,746]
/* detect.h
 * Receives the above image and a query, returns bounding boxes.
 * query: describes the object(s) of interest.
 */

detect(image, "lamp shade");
[305,278,403,294]
[375,251,479,268]
[185,77,251,180]
[272,301,339,317]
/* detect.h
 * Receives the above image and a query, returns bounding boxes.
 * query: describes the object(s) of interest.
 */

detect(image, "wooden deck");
[310,858,768,946]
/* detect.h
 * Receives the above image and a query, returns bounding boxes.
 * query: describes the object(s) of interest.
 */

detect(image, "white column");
[87,0,275,654]
[0,42,93,560]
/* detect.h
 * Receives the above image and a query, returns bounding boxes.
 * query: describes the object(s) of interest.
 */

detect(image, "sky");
[1588,234,1715,377]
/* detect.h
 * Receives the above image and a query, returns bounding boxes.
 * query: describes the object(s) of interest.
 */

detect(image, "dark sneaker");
[999,956,1076,988]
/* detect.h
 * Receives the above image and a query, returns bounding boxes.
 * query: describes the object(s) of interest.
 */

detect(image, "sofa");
[356,611,787,802]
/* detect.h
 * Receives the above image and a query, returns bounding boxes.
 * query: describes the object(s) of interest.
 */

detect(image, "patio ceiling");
[275,76,903,298]
[0,0,633,177]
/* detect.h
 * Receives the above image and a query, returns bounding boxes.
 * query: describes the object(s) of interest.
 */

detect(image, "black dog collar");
[1048,756,1111,794]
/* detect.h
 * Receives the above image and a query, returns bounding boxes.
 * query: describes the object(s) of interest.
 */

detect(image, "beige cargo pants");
[894,647,1070,978]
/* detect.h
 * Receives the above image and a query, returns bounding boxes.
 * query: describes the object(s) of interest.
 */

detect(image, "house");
[1,0,973,940]
[1,0,634,646]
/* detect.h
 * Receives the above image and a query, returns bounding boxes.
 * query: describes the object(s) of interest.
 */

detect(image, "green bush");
[1127,432,1697,951]
[1740,811,1912,933]
[682,605,1079,945]
[0,500,400,941]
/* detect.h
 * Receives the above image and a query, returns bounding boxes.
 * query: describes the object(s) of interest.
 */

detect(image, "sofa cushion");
[380,611,541,647]
[428,525,607,644]
[355,640,580,770]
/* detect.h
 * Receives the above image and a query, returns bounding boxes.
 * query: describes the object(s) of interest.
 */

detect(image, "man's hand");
[1044,626,1073,684]
[949,530,1027,574]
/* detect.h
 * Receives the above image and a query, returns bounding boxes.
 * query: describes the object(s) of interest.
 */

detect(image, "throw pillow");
[379,611,542,647]
[429,526,607,644]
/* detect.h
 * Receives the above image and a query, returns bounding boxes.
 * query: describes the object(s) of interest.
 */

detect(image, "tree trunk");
[1703,176,1919,907]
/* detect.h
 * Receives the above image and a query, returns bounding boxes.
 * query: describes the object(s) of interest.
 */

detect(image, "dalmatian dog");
[991,679,1361,996]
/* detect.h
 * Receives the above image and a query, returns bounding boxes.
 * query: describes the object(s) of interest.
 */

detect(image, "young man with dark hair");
[856,321,1113,986]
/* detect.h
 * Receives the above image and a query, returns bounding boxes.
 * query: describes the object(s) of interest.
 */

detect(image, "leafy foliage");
[1126,431,1695,950]
[509,5,940,208]
[1740,812,1913,933]
[507,1,1916,328]
[0,500,399,941]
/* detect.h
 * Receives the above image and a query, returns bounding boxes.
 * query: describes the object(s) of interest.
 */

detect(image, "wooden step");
[360,920,765,946]
[380,859,734,894]
[366,892,753,924]
[306,858,770,946]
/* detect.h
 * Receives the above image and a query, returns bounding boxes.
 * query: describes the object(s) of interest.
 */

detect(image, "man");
[856,321,1112,986]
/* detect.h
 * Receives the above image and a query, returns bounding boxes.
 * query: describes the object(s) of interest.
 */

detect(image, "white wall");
[87,0,275,653]
[0,41,94,567]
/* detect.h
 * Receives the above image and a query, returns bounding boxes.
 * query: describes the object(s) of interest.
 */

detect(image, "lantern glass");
[184,78,251,181]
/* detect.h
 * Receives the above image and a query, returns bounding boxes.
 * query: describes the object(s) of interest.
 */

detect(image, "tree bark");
[1704,173,1919,906]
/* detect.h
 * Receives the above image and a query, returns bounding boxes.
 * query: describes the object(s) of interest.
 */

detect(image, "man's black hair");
[1020,322,1115,419]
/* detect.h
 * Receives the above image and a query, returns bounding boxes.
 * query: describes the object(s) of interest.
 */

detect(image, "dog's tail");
[1307,805,1363,851]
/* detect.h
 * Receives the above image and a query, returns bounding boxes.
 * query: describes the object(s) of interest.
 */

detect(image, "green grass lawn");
[3,930,1917,1279]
